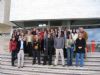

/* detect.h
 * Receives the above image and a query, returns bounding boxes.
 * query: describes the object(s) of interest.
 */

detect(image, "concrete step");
[0,64,100,75]
[1,55,100,62]
[1,52,100,57]
[1,53,100,58]
[87,52,100,57]
[1,57,100,63]
[1,64,100,71]
[0,52,100,75]
[1,60,100,66]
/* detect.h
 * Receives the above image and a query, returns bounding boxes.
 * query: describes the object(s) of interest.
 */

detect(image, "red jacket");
[9,40,17,52]
[39,32,44,40]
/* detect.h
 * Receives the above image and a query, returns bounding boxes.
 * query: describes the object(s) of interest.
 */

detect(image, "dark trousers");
[33,50,40,64]
[11,50,17,66]
[43,50,52,65]
[41,39,44,53]
[27,42,32,56]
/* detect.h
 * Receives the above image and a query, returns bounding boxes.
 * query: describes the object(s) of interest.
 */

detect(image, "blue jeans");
[76,53,85,67]
[66,47,73,66]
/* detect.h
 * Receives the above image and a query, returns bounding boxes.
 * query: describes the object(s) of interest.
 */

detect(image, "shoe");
[53,65,56,66]
[32,62,36,65]
[18,67,20,68]
[12,65,16,67]
[62,65,65,67]
[80,65,83,67]
[38,63,41,65]
[21,66,24,68]
[43,63,46,65]
[75,65,78,67]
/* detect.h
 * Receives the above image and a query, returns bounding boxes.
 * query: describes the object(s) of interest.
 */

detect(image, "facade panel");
[0,0,5,23]
[10,0,100,21]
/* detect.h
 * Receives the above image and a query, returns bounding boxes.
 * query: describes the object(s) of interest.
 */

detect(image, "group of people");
[9,27,88,68]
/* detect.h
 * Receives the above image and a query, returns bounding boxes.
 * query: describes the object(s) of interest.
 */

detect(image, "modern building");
[0,1,100,75]
[9,0,100,51]
[0,0,15,34]
[9,0,100,28]
[0,0,100,45]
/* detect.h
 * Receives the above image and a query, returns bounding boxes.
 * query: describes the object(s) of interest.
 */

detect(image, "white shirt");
[72,33,78,41]
[20,40,24,50]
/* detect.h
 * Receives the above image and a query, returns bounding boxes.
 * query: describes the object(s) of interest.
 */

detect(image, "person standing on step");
[32,35,41,65]
[79,27,88,57]
[54,31,65,66]
[17,32,25,68]
[75,33,86,67]
[9,36,17,66]
[43,33,54,65]
[65,34,74,66]
[26,30,33,56]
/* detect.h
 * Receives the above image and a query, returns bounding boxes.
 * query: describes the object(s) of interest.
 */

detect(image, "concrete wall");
[0,0,5,23]
[3,0,15,26]
[0,23,12,33]
[0,0,15,33]
[10,0,100,21]
[0,0,15,26]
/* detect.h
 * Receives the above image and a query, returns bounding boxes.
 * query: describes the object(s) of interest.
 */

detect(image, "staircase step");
[87,52,100,57]
[0,65,100,75]
[1,60,100,66]
[1,57,100,62]
[0,52,100,75]
[1,64,100,71]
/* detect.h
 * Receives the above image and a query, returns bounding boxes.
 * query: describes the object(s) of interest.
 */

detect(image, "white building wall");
[3,0,15,26]
[0,0,5,23]
[10,0,100,21]
[0,0,15,26]
[0,0,15,33]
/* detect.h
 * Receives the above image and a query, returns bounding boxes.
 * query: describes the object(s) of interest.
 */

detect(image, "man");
[54,32,65,66]
[17,33,25,68]
[32,35,41,65]
[43,33,54,65]
[79,27,88,41]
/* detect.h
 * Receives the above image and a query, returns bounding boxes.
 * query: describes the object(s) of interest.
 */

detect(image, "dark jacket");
[17,40,26,52]
[33,40,41,51]
[44,37,54,50]
[75,38,86,53]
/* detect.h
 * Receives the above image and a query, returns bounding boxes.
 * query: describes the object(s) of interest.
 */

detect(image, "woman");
[43,33,54,65]
[65,34,74,66]
[26,30,33,56]
[75,33,86,67]
[72,29,78,42]
[32,35,41,65]
[72,29,78,57]
[9,36,17,66]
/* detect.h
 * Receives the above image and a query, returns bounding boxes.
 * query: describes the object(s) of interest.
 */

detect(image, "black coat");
[75,38,86,53]
[44,38,54,51]
[33,40,41,51]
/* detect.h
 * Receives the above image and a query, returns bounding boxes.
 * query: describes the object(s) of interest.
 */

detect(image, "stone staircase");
[0,52,100,75]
